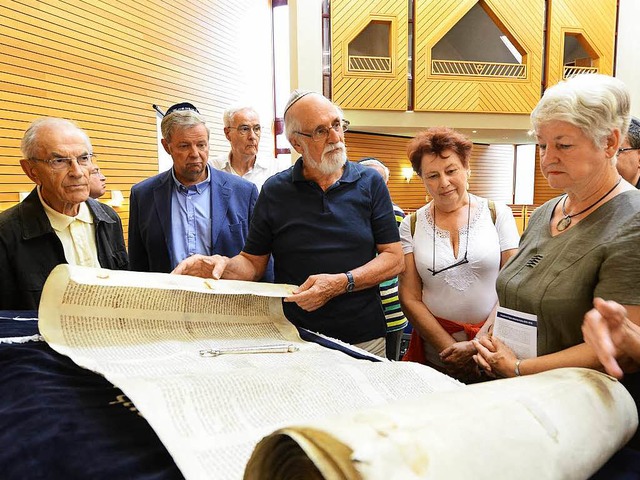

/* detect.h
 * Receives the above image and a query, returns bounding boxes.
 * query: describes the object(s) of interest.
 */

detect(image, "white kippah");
[283,90,317,117]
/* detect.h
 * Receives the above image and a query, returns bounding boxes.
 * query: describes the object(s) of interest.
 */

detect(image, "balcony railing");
[348,55,392,73]
[563,66,598,78]
[431,59,526,79]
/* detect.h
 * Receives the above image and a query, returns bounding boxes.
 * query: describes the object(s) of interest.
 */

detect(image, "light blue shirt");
[169,166,212,269]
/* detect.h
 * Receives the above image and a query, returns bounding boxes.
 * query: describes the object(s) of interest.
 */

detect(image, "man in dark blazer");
[129,103,270,279]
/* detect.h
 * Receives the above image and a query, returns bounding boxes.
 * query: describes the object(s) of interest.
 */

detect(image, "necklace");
[428,196,471,276]
[556,177,622,231]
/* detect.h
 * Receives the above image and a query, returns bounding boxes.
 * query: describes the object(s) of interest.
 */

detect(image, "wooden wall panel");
[331,0,408,110]
[346,131,515,213]
[345,131,422,211]
[0,0,275,243]
[414,0,544,113]
[546,0,617,87]
[532,146,563,207]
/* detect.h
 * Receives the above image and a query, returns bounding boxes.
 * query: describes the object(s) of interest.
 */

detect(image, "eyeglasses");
[427,254,469,276]
[617,147,639,155]
[427,202,471,276]
[295,120,349,142]
[30,154,95,171]
[228,125,262,136]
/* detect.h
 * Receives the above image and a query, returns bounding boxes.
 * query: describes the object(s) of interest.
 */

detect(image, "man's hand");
[172,254,229,279]
[284,273,346,312]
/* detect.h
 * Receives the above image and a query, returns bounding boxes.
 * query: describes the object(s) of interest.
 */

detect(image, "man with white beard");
[173,90,404,356]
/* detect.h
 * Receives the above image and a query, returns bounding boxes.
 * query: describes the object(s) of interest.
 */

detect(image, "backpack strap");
[410,211,417,237]
[488,200,496,225]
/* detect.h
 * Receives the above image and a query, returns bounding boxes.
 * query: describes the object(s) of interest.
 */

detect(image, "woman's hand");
[472,336,518,378]
[440,341,477,379]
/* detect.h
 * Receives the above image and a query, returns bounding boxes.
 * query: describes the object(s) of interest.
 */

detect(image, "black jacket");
[0,188,128,310]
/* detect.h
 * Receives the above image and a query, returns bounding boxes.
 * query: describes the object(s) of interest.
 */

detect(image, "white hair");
[223,105,259,128]
[21,118,91,160]
[530,73,630,147]
[359,158,390,182]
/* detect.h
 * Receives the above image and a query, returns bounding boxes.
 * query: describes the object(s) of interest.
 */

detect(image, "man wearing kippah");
[173,92,404,357]
[128,103,272,280]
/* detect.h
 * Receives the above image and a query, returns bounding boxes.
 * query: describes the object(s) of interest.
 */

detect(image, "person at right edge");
[399,127,519,383]
[616,116,640,189]
[473,74,640,449]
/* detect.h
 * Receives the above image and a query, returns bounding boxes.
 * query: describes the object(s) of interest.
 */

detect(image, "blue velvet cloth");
[591,448,640,479]
[0,315,183,480]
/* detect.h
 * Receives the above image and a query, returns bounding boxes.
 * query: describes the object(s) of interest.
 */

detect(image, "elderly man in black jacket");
[0,118,128,310]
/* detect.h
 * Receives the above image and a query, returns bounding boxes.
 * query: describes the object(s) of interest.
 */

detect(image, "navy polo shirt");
[243,159,400,343]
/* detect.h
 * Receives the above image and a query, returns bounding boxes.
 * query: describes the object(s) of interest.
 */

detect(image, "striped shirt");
[382,203,408,333]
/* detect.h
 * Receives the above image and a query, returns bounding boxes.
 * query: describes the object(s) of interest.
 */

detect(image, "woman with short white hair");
[474,74,640,379]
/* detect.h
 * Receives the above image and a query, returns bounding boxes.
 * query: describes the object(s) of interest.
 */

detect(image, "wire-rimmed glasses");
[617,147,639,155]
[228,125,262,136]
[30,153,96,171]
[427,201,471,276]
[427,253,469,276]
[295,120,349,142]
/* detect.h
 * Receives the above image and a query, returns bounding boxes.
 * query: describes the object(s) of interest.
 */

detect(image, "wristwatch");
[344,271,355,293]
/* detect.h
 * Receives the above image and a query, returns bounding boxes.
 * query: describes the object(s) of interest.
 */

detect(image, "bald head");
[21,118,91,160]
[285,91,329,142]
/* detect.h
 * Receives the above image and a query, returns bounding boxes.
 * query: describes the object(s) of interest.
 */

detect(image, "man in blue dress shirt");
[128,103,269,279]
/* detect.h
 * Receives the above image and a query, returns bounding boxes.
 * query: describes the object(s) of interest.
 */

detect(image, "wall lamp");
[401,167,414,183]
[109,190,124,208]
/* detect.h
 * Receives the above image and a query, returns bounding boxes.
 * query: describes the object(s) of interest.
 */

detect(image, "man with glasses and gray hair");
[211,105,286,191]
[0,117,128,309]
[128,102,270,280]
[174,91,403,357]
[616,117,640,188]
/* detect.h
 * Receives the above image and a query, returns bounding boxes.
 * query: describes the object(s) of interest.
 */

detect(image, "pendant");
[557,216,572,231]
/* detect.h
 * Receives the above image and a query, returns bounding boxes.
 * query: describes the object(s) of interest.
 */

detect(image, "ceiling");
[357,125,535,145]
[345,109,536,146]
